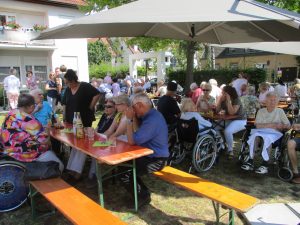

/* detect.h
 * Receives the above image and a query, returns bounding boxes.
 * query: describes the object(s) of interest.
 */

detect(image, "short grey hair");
[30,88,43,97]
[209,79,218,86]
[10,68,17,75]
[112,94,130,106]
[266,91,278,99]
[190,82,198,90]
[248,86,256,95]
[131,93,152,107]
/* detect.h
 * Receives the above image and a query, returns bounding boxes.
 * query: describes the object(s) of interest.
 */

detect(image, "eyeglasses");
[104,105,114,108]
[203,89,211,92]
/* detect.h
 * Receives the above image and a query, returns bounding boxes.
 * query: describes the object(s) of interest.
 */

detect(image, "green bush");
[167,68,267,89]
[0,85,4,106]
[89,63,129,79]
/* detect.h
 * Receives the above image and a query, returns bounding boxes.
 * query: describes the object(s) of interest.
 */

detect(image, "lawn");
[0,112,299,225]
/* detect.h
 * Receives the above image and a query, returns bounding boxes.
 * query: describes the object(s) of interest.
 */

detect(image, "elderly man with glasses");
[123,93,169,207]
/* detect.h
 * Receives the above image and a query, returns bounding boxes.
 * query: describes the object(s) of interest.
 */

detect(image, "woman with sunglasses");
[196,83,216,113]
[96,99,117,133]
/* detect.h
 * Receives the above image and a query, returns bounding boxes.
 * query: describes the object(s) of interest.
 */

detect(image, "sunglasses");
[104,105,114,108]
[203,89,211,91]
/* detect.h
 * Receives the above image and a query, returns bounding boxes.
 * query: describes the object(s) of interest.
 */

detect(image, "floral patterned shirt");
[240,95,260,118]
[1,109,49,162]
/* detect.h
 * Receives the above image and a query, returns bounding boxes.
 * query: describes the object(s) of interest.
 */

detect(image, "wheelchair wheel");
[0,161,29,212]
[169,142,186,165]
[238,131,250,164]
[192,134,217,172]
[278,167,293,182]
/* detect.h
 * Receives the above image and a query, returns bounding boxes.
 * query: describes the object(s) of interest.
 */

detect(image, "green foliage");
[257,0,300,13]
[167,68,267,90]
[0,85,4,106]
[89,63,129,78]
[79,0,134,12]
[88,40,112,65]
[126,37,174,52]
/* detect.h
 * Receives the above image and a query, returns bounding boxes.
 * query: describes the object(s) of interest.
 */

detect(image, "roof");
[48,0,86,6]
[17,0,86,8]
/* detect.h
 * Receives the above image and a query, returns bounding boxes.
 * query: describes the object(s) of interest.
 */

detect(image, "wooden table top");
[50,124,153,165]
[202,113,239,121]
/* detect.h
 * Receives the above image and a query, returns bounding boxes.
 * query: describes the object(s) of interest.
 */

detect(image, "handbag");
[24,161,61,181]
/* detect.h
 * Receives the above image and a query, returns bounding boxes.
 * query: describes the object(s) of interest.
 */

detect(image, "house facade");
[0,0,89,88]
[200,47,299,82]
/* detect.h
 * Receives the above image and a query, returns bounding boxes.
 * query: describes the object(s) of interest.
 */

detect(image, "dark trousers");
[120,157,167,200]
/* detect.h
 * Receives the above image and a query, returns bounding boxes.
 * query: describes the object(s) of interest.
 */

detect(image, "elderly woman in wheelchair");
[169,98,224,173]
[241,92,290,175]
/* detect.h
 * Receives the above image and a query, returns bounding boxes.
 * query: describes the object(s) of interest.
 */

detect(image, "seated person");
[190,82,202,104]
[215,86,247,158]
[157,81,181,127]
[97,98,117,133]
[30,88,59,127]
[1,93,63,172]
[287,123,300,184]
[86,98,117,188]
[196,83,216,113]
[240,86,260,119]
[241,92,290,174]
[104,94,130,141]
[258,82,271,105]
[124,93,169,206]
[180,98,212,130]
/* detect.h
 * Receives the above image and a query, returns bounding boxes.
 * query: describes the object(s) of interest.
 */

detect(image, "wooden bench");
[29,178,127,225]
[153,166,259,225]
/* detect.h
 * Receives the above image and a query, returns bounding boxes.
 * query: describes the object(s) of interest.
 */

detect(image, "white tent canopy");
[212,42,300,55]
[36,0,300,44]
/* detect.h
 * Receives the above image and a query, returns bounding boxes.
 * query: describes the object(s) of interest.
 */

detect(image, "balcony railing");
[0,28,55,47]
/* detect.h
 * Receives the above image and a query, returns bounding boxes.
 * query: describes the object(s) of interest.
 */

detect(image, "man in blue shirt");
[124,93,169,207]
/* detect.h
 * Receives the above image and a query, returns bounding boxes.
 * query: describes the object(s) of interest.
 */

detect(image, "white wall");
[0,1,89,82]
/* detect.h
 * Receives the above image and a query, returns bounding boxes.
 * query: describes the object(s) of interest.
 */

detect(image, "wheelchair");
[0,154,29,212]
[168,118,224,173]
[238,123,294,182]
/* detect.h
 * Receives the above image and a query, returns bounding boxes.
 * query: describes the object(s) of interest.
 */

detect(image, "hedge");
[89,63,129,79]
[167,68,267,89]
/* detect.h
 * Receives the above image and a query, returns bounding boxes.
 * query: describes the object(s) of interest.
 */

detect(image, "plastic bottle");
[76,112,84,139]
[73,112,77,135]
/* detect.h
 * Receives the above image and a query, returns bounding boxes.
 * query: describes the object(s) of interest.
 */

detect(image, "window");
[0,13,16,26]
[230,63,238,70]
[25,65,47,87]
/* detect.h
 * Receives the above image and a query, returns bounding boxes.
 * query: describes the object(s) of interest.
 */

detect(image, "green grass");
[0,113,299,225]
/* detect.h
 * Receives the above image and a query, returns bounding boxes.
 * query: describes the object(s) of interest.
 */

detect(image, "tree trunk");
[185,41,196,90]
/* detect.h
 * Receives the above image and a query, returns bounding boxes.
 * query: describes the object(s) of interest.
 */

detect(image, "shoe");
[85,176,97,189]
[227,151,234,159]
[255,165,268,174]
[241,161,254,171]
[292,177,300,184]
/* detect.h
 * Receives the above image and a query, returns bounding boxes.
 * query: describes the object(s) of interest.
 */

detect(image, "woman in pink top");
[190,82,202,104]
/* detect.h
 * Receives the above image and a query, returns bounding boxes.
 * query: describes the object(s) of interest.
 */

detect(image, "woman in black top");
[61,69,100,181]
[97,99,117,133]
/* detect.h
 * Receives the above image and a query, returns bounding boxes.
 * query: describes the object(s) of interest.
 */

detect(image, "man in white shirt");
[232,73,248,97]
[209,79,222,100]
[3,68,20,109]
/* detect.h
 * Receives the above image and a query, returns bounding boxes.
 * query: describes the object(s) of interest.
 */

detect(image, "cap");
[167,81,178,92]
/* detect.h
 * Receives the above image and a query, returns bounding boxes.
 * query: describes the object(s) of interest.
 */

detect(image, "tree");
[257,0,300,13]
[80,0,202,89]
[88,40,111,65]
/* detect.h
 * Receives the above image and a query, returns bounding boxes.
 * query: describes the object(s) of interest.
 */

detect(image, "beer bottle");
[76,113,84,139]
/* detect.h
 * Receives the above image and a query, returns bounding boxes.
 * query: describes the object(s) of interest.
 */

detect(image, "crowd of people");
[1,68,300,210]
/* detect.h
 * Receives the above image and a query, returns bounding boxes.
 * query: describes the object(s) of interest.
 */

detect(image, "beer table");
[202,113,239,129]
[50,124,153,212]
